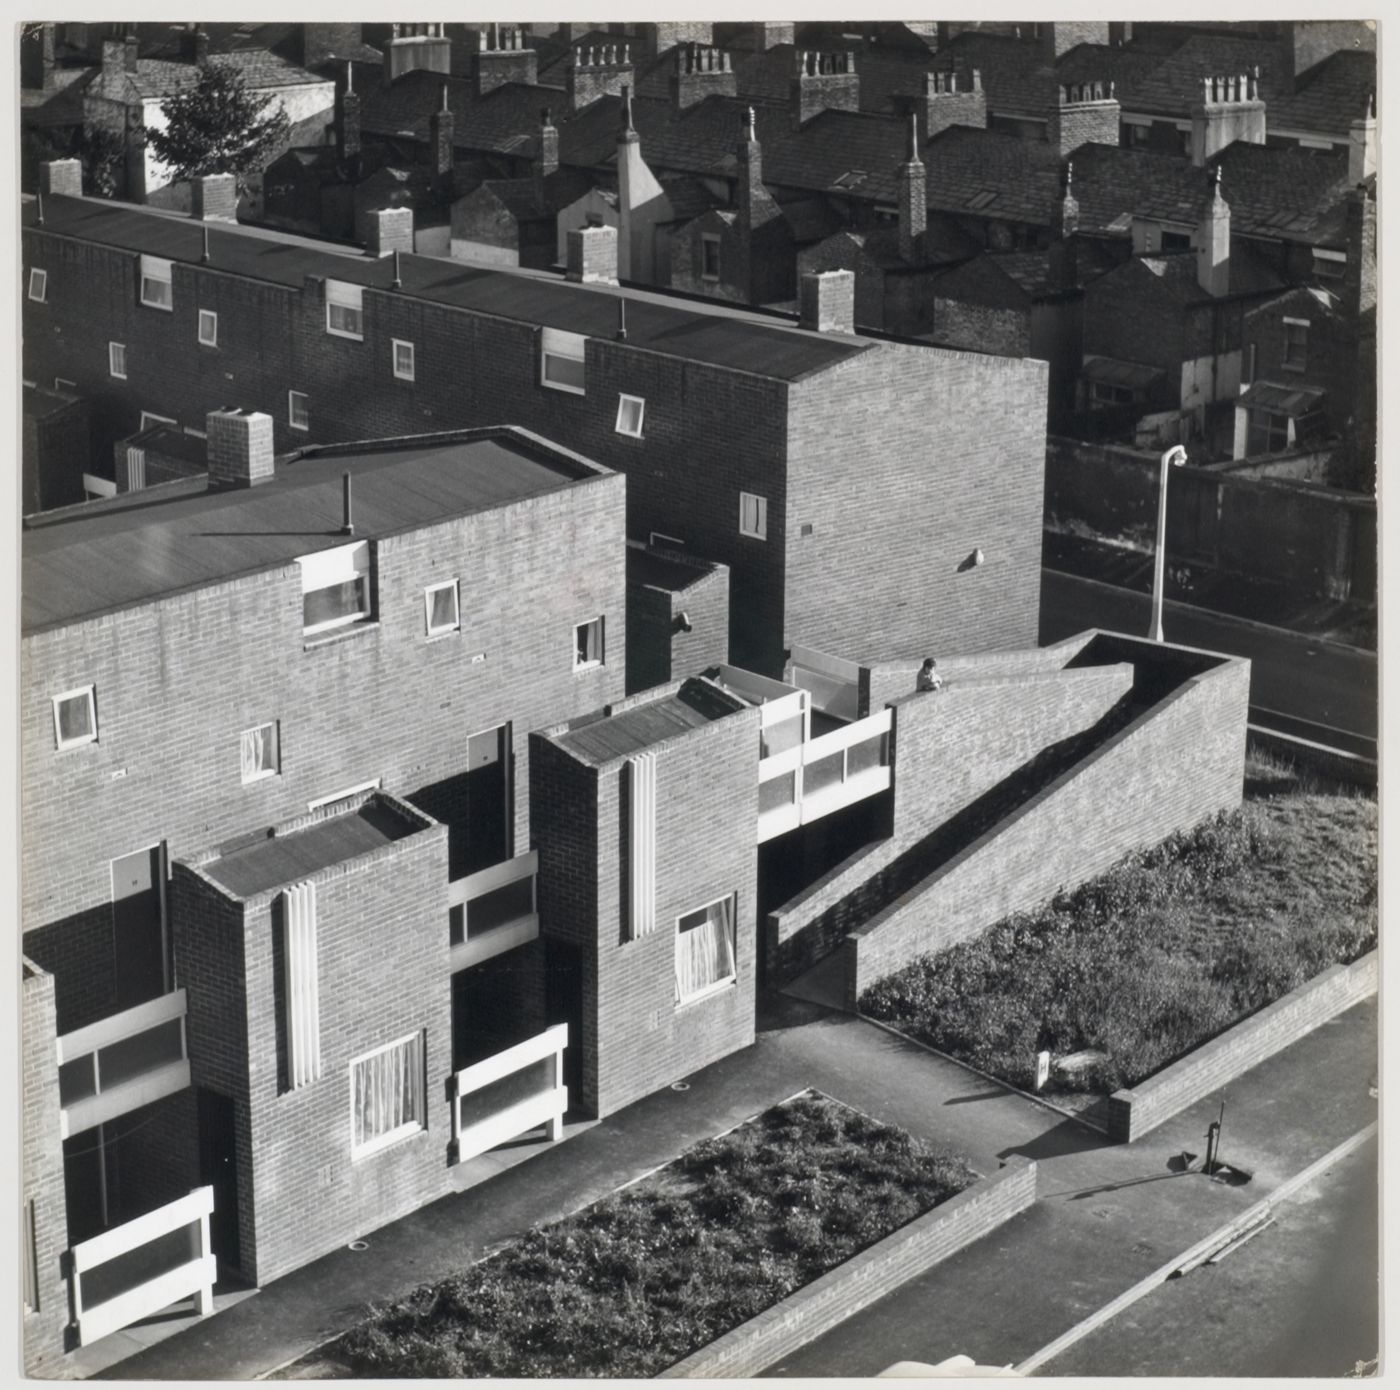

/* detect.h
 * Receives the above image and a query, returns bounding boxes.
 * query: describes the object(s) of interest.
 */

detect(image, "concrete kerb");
[1013,1122,1379,1376]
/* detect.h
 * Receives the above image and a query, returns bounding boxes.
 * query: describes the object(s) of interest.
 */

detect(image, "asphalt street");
[1040,569,1378,742]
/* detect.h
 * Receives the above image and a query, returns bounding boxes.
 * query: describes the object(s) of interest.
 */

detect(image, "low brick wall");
[658,1156,1037,1378]
[1102,952,1377,1144]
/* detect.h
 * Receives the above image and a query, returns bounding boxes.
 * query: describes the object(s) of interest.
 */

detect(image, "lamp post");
[1150,444,1188,642]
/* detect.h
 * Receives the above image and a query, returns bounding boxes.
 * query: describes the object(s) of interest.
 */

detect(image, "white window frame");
[325,280,364,340]
[28,268,47,302]
[739,491,768,541]
[140,411,176,432]
[424,579,460,637]
[1282,317,1309,371]
[615,393,645,438]
[675,893,738,1005]
[198,308,218,347]
[349,1031,426,1159]
[541,327,586,395]
[392,338,415,381]
[52,685,97,750]
[297,540,372,637]
[574,616,605,671]
[240,721,280,784]
[701,233,721,282]
[308,777,381,812]
[139,254,173,311]
[288,390,309,431]
[109,342,127,379]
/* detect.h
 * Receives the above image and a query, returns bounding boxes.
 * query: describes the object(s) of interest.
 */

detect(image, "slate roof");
[1267,50,1375,140]
[1121,33,1289,117]
[1053,43,1165,106]
[361,72,566,156]
[930,32,1050,116]
[551,678,745,764]
[19,67,93,128]
[1090,244,1282,308]
[470,167,594,222]
[91,47,328,104]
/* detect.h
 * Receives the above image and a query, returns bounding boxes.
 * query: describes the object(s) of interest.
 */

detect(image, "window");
[1247,408,1291,456]
[615,393,645,438]
[1313,248,1346,281]
[139,254,173,310]
[22,1199,37,1312]
[1090,381,1135,407]
[675,894,737,1003]
[574,616,604,670]
[109,342,127,379]
[52,686,97,750]
[1127,122,1150,147]
[240,722,279,782]
[282,880,321,1089]
[198,309,218,347]
[541,327,586,394]
[140,411,175,431]
[325,280,364,339]
[424,579,460,636]
[739,491,768,540]
[1242,342,1257,387]
[1161,231,1191,252]
[297,540,372,636]
[288,390,309,431]
[27,268,47,302]
[350,1032,425,1158]
[1283,318,1309,371]
[392,338,415,381]
[701,233,721,282]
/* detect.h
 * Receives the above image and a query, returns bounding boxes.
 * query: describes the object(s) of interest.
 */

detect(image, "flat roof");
[553,678,745,765]
[25,194,871,383]
[626,543,721,594]
[201,798,421,899]
[22,429,597,633]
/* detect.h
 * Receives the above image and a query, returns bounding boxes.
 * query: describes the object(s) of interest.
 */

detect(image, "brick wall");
[23,392,91,512]
[660,1155,1037,1377]
[1104,951,1378,1143]
[22,963,69,1373]
[624,546,730,695]
[21,474,625,1031]
[931,298,1032,357]
[845,654,1250,1002]
[1244,293,1354,421]
[669,211,750,305]
[784,343,1046,666]
[174,809,453,1285]
[796,235,886,333]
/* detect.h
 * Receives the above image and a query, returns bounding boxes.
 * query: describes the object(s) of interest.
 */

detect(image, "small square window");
[615,394,645,438]
[198,309,218,347]
[574,616,604,670]
[139,255,173,310]
[288,391,309,431]
[701,234,720,282]
[240,722,279,782]
[28,269,47,302]
[424,579,460,636]
[739,491,768,541]
[109,342,127,379]
[52,686,97,750]
[392,338,415,382]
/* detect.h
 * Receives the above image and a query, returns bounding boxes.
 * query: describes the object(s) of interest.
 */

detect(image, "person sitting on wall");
[916,657,943,693]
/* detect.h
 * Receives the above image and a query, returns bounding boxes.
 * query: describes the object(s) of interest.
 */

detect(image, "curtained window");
[241,722,279,783]
[675,895,737,1004]
[350,1032,425,1157]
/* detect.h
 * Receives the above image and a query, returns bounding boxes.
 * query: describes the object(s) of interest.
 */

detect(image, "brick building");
[22,178,1048,675]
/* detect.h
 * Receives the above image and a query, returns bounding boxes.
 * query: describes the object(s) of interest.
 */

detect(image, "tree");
[146,63,290,191]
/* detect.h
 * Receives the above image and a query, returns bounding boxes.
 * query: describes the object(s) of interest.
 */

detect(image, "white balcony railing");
[448,850,539,972]
[69,1185,215,1347]
[757,707,892,842]
[451,1022,568,1165]
[56,990,191,1139]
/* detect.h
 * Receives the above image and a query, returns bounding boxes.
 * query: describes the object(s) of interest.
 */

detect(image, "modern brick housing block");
[21,188,1047,674]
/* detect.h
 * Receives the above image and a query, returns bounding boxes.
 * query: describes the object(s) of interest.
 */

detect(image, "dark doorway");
[197,1089,241,1273]
[63,1128,107,1245]
[544,940,584,1115]
[111,844,167,1010]
[409,725,511,881]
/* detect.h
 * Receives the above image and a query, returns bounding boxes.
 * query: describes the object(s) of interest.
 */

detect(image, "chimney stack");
[124,33,140,74]
[38,159,83,198]
[366,206,415,258]
[798,270,855,333]
[790,50,860,129]
[191,172,238,222]
[565,222,619,284]
[914,67,986,144]
[1348,92,1376,185]
[468,24,538,95]
[429,81,454,198]
[337,63,362,174]
[567,43,635,112]
[897,111,926,264]
[671,43,737,109]
[1343,184,1376,321]
[1189,70,1266,167]
[1191,166,1231,297]
[207,408,276,488]
[193,27,209,68]
[382,22,451,82]
[1050,79,1121,158]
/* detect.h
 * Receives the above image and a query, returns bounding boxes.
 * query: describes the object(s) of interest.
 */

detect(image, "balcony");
[57,991,191,1139]
[451,1022,568,1164]
[449,850,539,971]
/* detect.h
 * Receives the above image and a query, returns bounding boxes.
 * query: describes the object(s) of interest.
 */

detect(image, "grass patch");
[860,753,1376,1095]
[323,1092,975,1378]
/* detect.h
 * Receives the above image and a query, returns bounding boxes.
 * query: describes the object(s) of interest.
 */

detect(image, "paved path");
[95,993,1375,1381]
[1040,569,1378,742]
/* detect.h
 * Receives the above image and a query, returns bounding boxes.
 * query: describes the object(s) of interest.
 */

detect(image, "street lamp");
[1150,444,1188,643]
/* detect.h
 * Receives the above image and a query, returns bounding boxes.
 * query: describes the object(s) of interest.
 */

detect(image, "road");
[1040,570,1378,743]
[1042,1136,1379,1378]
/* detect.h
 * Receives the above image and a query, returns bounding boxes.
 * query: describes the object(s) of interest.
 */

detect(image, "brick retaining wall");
[1102,951,1377,1143]
[659,1156,1037,1378]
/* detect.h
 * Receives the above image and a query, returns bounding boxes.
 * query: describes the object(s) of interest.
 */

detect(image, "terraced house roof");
[1267,50,1375,140]
[92,47,327,103]
[361,71,565,156]
[1121,33,1289,117]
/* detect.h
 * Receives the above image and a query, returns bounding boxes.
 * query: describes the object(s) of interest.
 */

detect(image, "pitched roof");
[1267,50,1375,140]
[1121,32,1288,117]
[361,71,565,156]
[1053,43,1166,105]
[92,48,328,103]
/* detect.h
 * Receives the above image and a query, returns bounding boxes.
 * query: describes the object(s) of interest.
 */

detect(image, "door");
[111,845,167,1010]
[544,940,584,1115]
[197,1089,241,1274]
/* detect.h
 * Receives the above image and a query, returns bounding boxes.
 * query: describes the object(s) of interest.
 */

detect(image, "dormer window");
[139,255,173,310]
[325,280,364,340]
